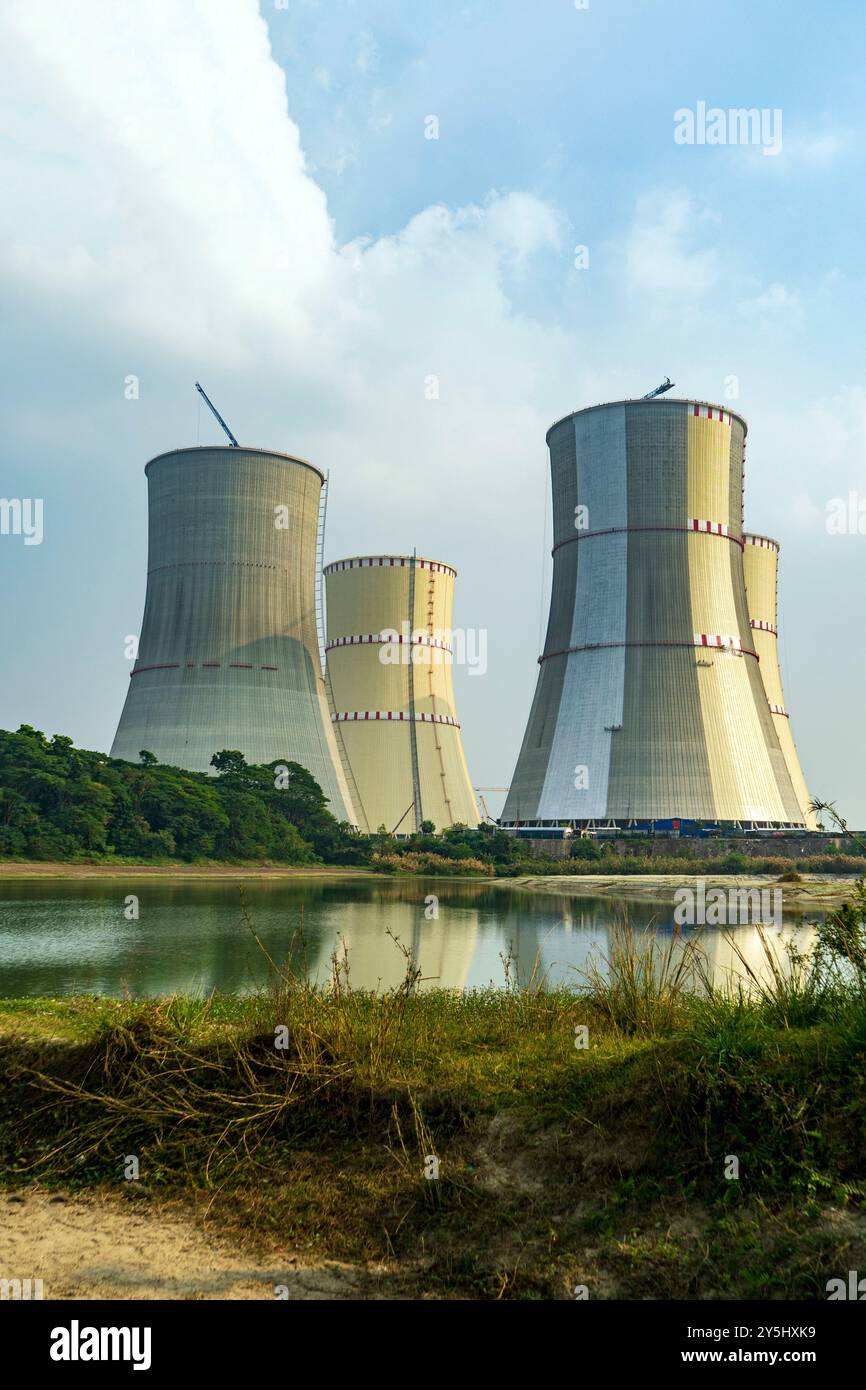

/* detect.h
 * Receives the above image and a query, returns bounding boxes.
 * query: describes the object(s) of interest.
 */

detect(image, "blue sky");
[1,0,864,824]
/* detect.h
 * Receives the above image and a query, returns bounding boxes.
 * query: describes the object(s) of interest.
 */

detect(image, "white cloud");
[0,0,576,669]
[796,130,849,165]
[0,0,566,400]
[0,0,336,365]
[738,282,804,329]
[753,388,866,534]
[622,190,721,297]
[742,122,853,177]
[356,29,377,76]
[319,142,360,176]
[788,492,826,531]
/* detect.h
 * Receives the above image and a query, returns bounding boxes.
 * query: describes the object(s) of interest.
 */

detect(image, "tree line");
[0,726,519,868]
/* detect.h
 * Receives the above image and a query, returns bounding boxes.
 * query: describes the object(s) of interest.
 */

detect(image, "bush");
[373,852,494,876]
[570,837,604,861]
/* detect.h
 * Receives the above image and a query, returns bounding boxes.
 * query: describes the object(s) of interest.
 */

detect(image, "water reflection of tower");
[500,893,631,988]
[605,908,819,995]
[698,919,818,993]
[327,900,479,992]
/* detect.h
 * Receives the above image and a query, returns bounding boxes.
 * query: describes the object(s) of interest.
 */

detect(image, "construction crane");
[195,382,239,448]
[475,786,509,823]
[642,377,675,400]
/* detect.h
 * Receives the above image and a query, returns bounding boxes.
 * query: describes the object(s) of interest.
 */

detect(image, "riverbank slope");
[2,974,864,1300]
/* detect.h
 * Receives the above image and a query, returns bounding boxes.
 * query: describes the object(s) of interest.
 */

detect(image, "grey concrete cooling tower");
[110,445,355,822]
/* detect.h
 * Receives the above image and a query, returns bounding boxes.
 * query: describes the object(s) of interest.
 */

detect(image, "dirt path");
[0,863,375,880]
[0,1190,380,1300]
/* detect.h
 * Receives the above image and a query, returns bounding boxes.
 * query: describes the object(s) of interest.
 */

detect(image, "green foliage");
[817,878,866,982]
[209,749,249,781]
[384,821,523,869]
[0,727,491,870]
[569,836,604,861]
[0,726,365,866]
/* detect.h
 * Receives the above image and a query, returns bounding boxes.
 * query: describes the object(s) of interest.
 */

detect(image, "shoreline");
[0,861,857,908]
[0,862,378,881]
[501,872,856,909]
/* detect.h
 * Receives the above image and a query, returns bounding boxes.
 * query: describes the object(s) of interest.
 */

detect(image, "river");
[0,876,825,998]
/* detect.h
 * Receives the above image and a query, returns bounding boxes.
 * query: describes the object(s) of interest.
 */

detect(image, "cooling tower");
[743,534,816,829]
[111,445,355,822]
[324,556,479,833]
[502,399,806,829]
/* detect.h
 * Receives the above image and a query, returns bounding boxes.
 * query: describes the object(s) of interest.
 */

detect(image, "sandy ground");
[0,863,375,880]
[503,873,857,908]
[0,1190,381,1300]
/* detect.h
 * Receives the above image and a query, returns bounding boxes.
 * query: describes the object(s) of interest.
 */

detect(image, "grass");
[4,850,866,880]
[502,852,866,877]
[2,908,866,1299]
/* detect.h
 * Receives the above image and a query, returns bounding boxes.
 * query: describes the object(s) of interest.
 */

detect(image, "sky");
[1,0,864,825]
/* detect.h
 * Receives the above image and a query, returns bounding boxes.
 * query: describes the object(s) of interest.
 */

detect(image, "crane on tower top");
[642,377,675,400]
[195,382,239,447]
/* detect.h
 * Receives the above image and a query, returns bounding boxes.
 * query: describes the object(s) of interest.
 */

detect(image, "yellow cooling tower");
[324,555,480,834]
[743,534,816,829]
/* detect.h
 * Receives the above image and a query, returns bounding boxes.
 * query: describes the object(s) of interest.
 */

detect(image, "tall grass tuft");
[578,916,703,1035]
